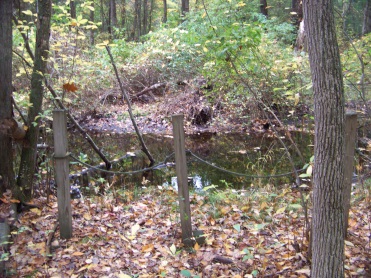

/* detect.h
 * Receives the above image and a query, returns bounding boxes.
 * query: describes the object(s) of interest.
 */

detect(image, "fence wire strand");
[68,150,304,179]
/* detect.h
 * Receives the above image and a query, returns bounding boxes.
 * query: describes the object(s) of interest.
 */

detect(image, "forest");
[0,0,370,277]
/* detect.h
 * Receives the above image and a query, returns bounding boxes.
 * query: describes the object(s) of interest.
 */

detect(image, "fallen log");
[133,82,166,98]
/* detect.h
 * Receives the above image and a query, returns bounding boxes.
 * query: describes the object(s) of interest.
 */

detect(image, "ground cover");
[2,182,370,277]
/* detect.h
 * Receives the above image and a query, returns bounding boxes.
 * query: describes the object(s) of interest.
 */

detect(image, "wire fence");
[67,150,305,180]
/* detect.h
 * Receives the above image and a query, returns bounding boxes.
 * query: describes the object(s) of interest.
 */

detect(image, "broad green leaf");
[233,224,241,232]
[180,270,192,277]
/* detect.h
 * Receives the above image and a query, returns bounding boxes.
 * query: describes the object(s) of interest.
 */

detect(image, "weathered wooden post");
[343,112,357,237]
[53,110,72,239]
[172,114,193,247]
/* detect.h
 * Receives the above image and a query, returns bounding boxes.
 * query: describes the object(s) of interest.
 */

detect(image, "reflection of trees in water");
[68,131,314,189]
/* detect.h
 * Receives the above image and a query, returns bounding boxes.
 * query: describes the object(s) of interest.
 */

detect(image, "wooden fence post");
[53,110,72,239]
[343,112,357,237]
[172,114,193,247]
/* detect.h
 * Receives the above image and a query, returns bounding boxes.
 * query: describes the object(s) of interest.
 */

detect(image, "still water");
[68,131,314,190]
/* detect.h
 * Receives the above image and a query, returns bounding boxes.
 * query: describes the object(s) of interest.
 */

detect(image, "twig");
[45,221,59,256]
[11,96,27,125]
[105,45,155,166]
[133,82,166,98]
[44,80,112,169]
[12,15,35,61]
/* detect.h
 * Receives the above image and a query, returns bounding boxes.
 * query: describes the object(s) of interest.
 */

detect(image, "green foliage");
[341,34,371,101]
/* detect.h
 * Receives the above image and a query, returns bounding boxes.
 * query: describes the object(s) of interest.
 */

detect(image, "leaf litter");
[3,183,371,277]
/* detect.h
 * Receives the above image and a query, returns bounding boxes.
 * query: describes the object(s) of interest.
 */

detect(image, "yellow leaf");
[194,242,200,251]
[83,213,91,220]
[30,208,42,216]
[203,46,208,52]
[275,207,286,214]
[118,274,132,278]
[72,251,85,256]
[141,243,154,253]
[306,165,313,176]
[260,202,268,210]
[344,240,354,247]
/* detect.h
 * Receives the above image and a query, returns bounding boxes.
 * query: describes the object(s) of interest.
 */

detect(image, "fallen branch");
[44,80,112,169]
[133,82,166,98]
[212,255,234,264]
[45,221,58,256]
[105,46,155,166]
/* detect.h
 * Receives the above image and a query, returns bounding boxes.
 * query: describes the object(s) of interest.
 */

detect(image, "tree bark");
[181,0,189,18]
[143,0,148,34]
[163,0,167,23]
[291,0,303,27]
[363,0,371,35]
[260,0,268,17]
[121,0,126,29]
[303,0,345,277]
[100,0,107,32]
[0,0,15,194]
[133,0,142,40]
[89,3,95,44]
[17,0,52,202]
[108,0,117,35]
[70,0,76,19]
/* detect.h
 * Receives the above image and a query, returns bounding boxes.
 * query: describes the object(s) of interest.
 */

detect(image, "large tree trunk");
[303,0,345,277]
[363,0,371,35]
[17,0,52,202]
[0,0,15,194]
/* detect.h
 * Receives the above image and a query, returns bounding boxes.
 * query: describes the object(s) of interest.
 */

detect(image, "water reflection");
[68,131,314,190]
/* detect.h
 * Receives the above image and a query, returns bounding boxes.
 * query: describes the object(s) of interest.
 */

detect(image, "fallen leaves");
[2,185,370,277]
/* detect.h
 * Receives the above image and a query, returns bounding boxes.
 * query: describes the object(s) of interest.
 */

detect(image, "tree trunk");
[303,0,345,277]
[163,0,167,23]
[148,0,154,31]
[108,0,117,35]
[260,0,268,17]
[121,0,126,29]
[0,0,15,194]
[291,0,303,27]
[181,0,189,18]
[100,0,107,32]
[133,0,142,40]
[89,3,95,44]
[363,0,371,35]
[143,0,148,34]
[70,0,76,19]
[17,0,52,202]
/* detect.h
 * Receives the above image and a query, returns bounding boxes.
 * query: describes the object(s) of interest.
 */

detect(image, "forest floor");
[2,183,371,278]
[2,85,371,277]
[75,82,312,136]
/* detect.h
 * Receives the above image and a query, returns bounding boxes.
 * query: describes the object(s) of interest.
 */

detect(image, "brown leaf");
[63,82,78,92]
